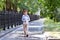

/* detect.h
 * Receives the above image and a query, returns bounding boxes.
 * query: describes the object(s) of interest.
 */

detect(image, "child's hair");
[23,9,28,13]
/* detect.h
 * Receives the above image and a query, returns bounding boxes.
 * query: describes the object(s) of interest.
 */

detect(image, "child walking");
[22,9,30,37]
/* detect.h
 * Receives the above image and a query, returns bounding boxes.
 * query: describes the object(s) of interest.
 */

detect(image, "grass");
[44,17,60,32]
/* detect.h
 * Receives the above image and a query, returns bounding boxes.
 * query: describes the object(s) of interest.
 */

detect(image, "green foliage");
[0,0,5,11]
[0,0,40,14]
[0,0,60,22]
[44,18,60,31]
[38,0,60,22]
[17,0,39,14]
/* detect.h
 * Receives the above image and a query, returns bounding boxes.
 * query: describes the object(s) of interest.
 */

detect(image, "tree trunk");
[6,0,11,11]
[12,0,17,12]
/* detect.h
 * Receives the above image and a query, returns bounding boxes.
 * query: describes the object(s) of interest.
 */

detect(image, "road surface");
[0,18,46,40]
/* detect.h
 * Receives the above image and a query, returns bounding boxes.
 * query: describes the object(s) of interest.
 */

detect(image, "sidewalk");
[0,18,46,40]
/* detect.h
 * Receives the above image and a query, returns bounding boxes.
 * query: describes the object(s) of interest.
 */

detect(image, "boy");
[22,9,30,37]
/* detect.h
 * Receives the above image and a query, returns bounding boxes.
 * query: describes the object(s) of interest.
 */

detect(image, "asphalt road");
[0,18,46,40]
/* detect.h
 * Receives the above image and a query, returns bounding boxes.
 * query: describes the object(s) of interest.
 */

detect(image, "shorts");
[23,21,29,24]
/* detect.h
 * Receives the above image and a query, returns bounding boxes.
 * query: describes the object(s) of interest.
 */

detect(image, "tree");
[0,0,40,14]
[17,0,39,14]
[38,0,60,22]
[11,0,17,12]
[6,0,11,11]
[0,0,5,11]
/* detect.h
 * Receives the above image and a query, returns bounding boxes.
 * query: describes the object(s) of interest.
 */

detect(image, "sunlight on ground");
[44,18,60,39]
[44,32,60,38]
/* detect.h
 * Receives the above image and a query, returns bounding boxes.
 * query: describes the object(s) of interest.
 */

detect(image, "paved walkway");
[0,18,46,40]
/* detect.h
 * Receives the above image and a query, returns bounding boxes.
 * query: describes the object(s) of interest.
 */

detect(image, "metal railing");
[0,11,40,30]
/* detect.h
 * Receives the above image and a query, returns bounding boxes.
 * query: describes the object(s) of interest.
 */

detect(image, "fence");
[0,11,40,30]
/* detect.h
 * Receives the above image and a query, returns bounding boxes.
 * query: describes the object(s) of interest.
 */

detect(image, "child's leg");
[23,24,28,36]
[23,24,26,35]
[25,24,28,35]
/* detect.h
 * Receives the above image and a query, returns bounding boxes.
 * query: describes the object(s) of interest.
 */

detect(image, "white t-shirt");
[22,15,30,24]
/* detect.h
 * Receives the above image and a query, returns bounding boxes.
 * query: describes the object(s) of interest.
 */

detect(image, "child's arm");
[28,15,30,21]
[22,15,26,22]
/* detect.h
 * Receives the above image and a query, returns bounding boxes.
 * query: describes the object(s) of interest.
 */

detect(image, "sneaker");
[24,34,28,37]
[26,34,28,37]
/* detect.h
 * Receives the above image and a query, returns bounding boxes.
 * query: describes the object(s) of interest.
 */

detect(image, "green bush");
[44,18,60,31]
